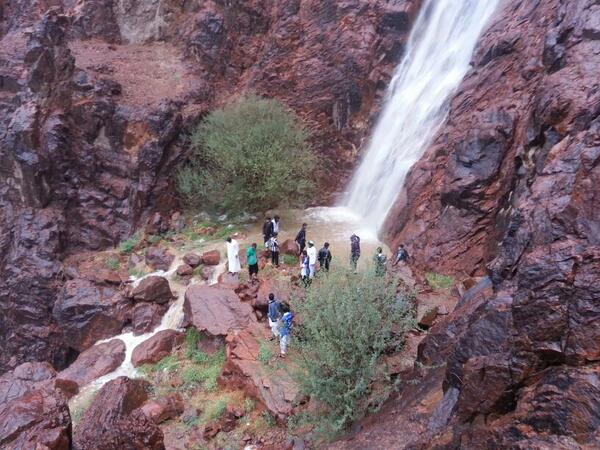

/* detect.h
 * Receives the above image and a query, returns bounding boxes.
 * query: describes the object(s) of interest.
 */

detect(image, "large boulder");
[280,239,299,255]
[219,325,300,419]
[201,249,221,266]
[183,285,257,336]
[131,330,185,367]
[74,377,164,450]
[183,252,202,267]
[0,362,72,449]
[131,276,174,304]
[145,246,175,271]
[52,279,132,352]
[58,339,126,389]
[132,303,167,335]
[177,263,194,276]
[140,393,184,424]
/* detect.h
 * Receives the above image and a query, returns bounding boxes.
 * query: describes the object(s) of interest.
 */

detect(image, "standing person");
[272,215,281,235]
[318,242,332,271]
[247,243,259,282]
[279,311,294,358]
[307,240,317,279]
[226,237,241,274]
[393,244,409,266]
[269,233,280,267]
[300,250,309,285]
[350,234,361,272]
[374,247,388,276]
[267,293,282,340]
[295,223,307,254]
[262,217,274,247]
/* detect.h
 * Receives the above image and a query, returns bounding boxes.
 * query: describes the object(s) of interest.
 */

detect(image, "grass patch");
[244,398,255,414]
[425,272,454,291]
[119,231,142,254]
[203,397,228,422]
[146,234,162,244]
[128,267,147,279]
[104,256,120,271]
[257,340,274,364]
[182,347,225,391]
[138,355,179,375]
[282,254,298,266]
[261,410,276,428]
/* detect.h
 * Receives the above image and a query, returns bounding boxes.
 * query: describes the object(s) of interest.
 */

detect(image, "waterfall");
[344,0,499,232]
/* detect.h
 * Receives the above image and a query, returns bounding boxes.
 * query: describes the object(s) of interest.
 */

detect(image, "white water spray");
[344,0,499,232]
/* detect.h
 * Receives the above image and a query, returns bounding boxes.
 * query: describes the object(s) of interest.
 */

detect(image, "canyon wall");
[0,0,419,372]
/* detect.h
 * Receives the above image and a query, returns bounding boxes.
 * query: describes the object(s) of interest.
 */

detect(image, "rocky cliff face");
[0,1,418,372]
[354,0,600,447]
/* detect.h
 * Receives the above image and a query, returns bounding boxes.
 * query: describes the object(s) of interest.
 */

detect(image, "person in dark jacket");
[295,223,307,254]
[263,217,274,246]
[393,244,409,266]
[269,233,280,267]
[318,242,332,271]
[374,247,387,276]
[267,293,283,339]
[350,234,361,272]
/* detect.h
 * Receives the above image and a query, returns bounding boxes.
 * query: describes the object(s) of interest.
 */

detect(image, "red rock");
[280,239,299,255]
[177,263,194,276]
[183,285,257,336]
[131,276,174,304]
[141,393,184,424]
[131,330,185,367]
[417,305,439,329]
[58,339,125,389]
[145,246,175,271]
[132,302,167,335]
[183,252,202,267]
[74,377,163,449]
[200,266,213,281]
[202,422,221,439]
[218,271,241,290]
[219,325,300,419]
[201,249,221,266]
[52,279,132,352]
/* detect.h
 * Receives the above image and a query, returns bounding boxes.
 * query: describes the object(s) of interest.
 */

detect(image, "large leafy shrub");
[177,95,316,213]
[295,268,414,436]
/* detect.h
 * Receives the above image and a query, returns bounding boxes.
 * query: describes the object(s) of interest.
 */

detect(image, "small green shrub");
[105,256,120,271]
[139,355,178,376]
[243,398,255,414]
[119,231,142,254]
[146,234,162,244]
[261,410,276,428]
[425,272,454,291]
[185,328,202,358]
[257,340,274,364]
[182,348,225,390]
[295,267,413,436]
[177,95,317,214]
[203,398,228,422]
[282,254,298,266]
[128,267,147,279]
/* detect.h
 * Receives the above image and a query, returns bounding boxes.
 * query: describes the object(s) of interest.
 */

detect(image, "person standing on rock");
[350,234,361,272]
[318,242,332,272]
[247,243,259,282]
[268,293,282,340]
[374,247,388,276]
[269,233,280,267]
[226,237,241,275]
[307,240,317,279]
[279,311,294,358]
[272,215,281,235]
[295,223,307,254]
[393,244,409,266]
[263,217,274,248]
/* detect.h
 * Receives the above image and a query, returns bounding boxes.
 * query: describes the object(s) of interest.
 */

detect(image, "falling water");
[344,0,499,232]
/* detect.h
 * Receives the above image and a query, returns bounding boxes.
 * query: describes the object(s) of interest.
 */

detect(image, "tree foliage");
[177,95,316,214]
[294,268,414,436]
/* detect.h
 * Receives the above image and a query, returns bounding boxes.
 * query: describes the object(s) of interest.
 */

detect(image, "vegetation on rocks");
[425,272,454,291]
[294,268,414,436]
[177,95,317,214]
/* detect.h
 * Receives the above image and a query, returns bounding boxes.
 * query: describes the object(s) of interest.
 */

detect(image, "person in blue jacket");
[279,311,293,358]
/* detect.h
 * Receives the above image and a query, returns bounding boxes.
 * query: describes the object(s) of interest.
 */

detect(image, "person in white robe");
[226,237,241,273]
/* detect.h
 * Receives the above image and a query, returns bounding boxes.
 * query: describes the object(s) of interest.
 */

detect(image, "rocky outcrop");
[132,302,168,335]
[0,362,72,449]
[183,285,257,336]
[74,376,164,450]
[130,275,174,304]
[145,246,175,271]
[131,330,184,367]
[58,339,125,389]
[140,393,185,424]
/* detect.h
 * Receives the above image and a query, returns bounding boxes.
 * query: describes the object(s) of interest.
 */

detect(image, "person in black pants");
[318,242,332,271]
[262,216,273,246]
[269,233,280,267]
[295,223,307,254]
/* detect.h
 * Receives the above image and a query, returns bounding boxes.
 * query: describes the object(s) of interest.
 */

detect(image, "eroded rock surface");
[131,330,184,367]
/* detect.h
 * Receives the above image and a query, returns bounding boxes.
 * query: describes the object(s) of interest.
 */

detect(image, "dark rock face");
[131,330,184,367]
[140,393,185,424]
[132,302,167,335]
[74,376,164,450]
[130,276,174,304]
[0,362,72,449]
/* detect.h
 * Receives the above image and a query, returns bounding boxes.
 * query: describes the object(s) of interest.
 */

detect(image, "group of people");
[267,293,293,358]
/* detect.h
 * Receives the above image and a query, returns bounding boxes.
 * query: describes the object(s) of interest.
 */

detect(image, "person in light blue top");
[279,311,293,358]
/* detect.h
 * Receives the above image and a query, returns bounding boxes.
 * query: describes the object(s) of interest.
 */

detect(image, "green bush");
[294,268,413,436]
[425,272,454,291]
[119,231,142,254]
[177,95,316,214]
[282,254,298,266]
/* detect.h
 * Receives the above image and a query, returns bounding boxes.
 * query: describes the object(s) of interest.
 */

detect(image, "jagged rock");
[0,362,72,449]
[219,325,300,419]
[177,263,194,276]
[53,279,132,352]
[201,249,221,266]
[218,271,241,290]
[280,239,299,255]
[74,377,164,450]
[183,252,202,267]
[141,393,185,424]
[417,305,439,329]
[145,246,175,271]
[131,276,174,304]
[183,285,257,336]
[58,339,125,389]
[131,330,185,367]
[132,302,167,335]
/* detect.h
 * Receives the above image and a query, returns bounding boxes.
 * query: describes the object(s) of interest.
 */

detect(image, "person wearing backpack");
[279,311,294,358]
[267,293,283,339]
